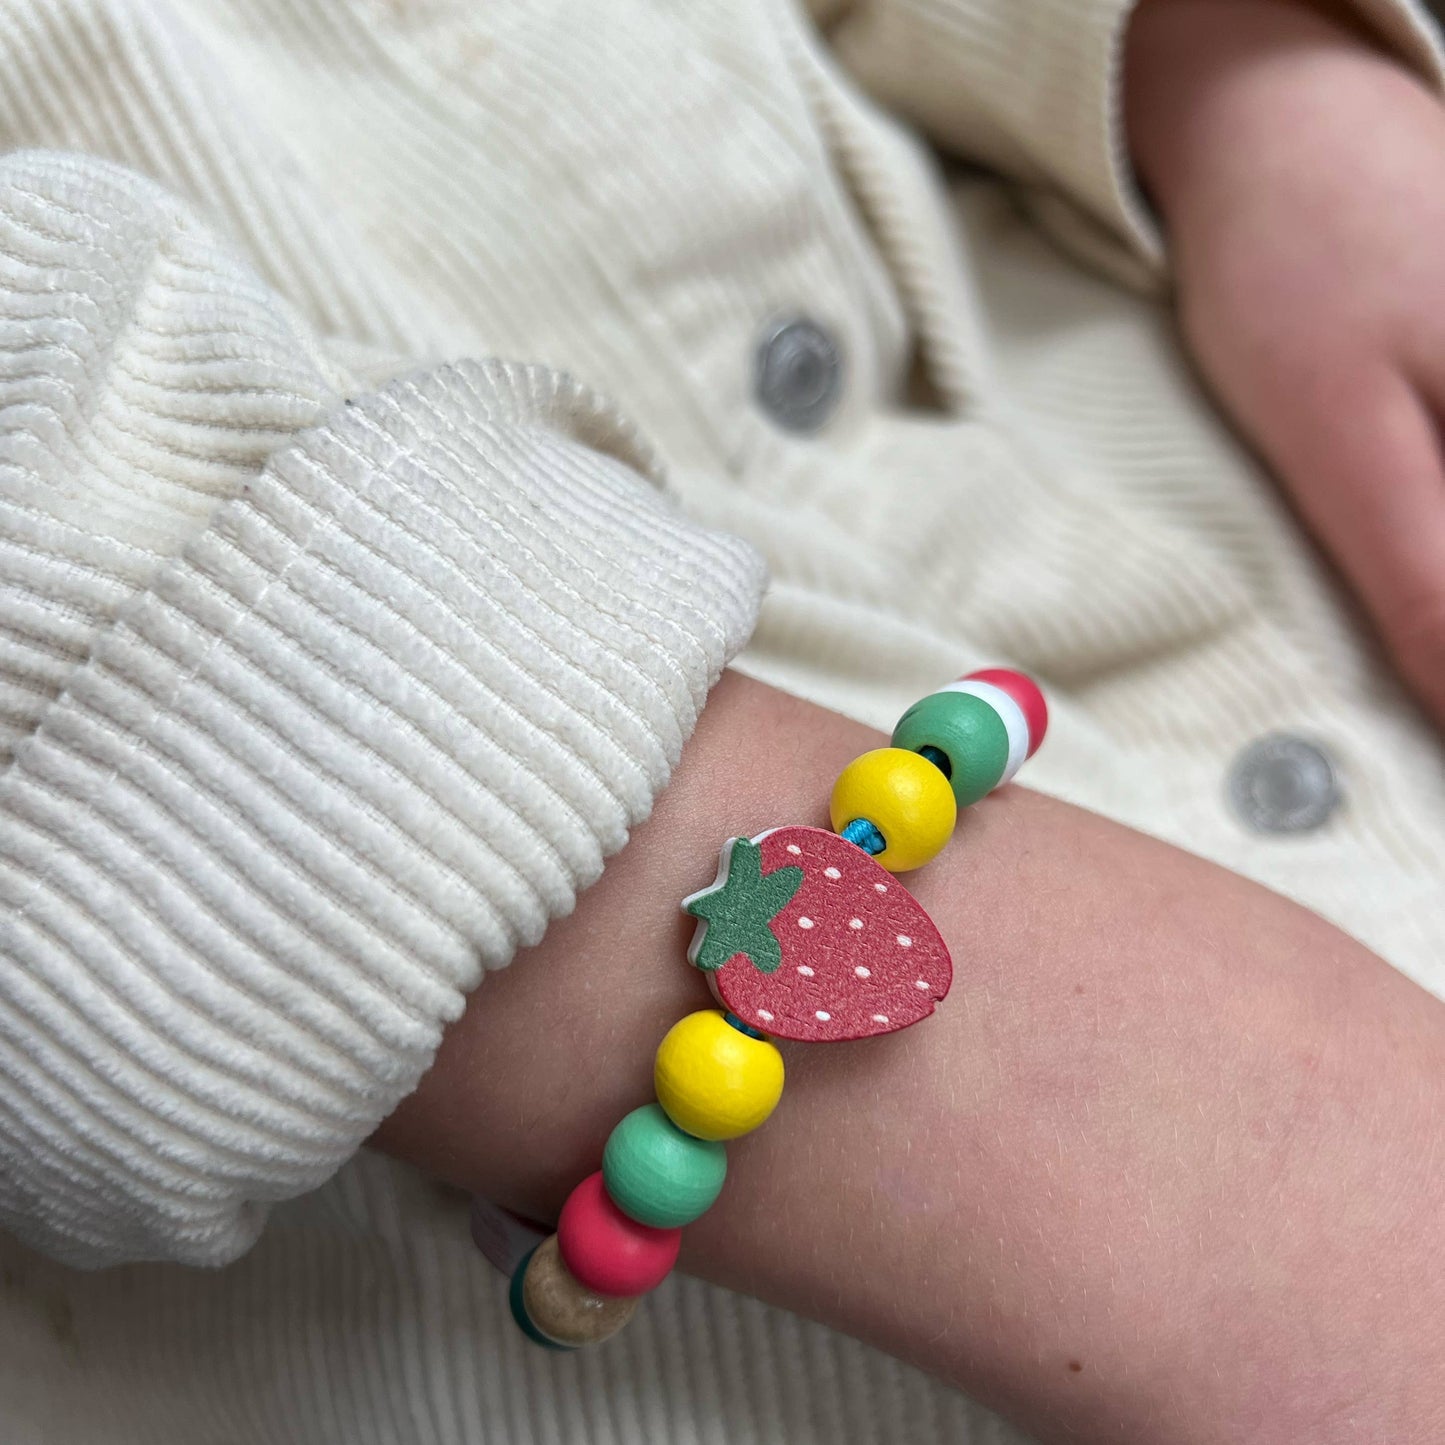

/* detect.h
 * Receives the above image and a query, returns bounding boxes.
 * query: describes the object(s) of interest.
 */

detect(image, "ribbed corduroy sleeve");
[823,0,1445,278]
[0,152,765,1267]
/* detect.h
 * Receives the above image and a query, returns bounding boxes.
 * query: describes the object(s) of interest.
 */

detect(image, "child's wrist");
[367,671,879,1216]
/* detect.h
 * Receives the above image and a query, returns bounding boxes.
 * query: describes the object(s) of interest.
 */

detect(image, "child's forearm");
[373,674,1445,1444]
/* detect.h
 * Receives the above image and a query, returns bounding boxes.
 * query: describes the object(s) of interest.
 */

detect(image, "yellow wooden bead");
[654,1009,785,1141]
[829,747,957,873]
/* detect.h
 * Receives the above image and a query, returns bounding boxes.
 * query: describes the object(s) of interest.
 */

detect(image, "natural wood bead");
[521,1234,638,1347]
[509,1246,572,1351]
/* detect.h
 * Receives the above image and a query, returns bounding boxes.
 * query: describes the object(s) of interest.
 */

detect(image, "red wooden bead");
[963,668,1048,757]
[557,1171,682,1297]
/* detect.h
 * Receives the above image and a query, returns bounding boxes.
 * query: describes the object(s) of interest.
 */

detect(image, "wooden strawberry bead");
[655,1008,784,1140]
[558,1171,681,1296]
[829,747,956,872]
[683,827,952,1043]
[602,1104,727,1227]
[519,1234,638,1348]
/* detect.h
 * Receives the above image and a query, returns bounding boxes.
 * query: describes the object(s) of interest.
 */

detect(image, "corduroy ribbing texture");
[0,151,763,1266]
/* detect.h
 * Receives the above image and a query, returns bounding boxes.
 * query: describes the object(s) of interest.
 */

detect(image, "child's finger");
[1276,366,1445,726]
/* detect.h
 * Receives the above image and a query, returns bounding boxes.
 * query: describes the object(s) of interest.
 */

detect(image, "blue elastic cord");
[840,817,886,855]
[917,744,951,779]
[723,1012,768,1040]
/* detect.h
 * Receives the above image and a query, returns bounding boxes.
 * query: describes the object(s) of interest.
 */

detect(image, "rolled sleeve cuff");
[0,359,765,1266]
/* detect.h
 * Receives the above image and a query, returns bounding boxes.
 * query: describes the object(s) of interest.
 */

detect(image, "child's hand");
[1127,0,1445,725]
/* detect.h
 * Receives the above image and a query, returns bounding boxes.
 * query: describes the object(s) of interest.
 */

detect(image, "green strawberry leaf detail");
[686,837,804,974]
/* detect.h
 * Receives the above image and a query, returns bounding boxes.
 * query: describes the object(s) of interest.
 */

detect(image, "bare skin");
[374,673,1445,1444]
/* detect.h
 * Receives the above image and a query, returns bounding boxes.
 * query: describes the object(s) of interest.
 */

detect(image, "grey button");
[1227,734,1341,834]
[754,317,842,433]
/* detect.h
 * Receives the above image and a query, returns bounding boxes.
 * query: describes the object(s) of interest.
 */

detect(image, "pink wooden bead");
[963,668,1048,757]
[557,1171,682,1297]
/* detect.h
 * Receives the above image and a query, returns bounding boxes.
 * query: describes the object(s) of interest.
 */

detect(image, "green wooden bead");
[892,690,1010,808]
[602,1104,727,1228]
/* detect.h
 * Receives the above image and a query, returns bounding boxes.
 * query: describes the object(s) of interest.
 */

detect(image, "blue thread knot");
[840,817,886,855]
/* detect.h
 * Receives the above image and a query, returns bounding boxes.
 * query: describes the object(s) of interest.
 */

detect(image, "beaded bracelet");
[488,669,1048,1350]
